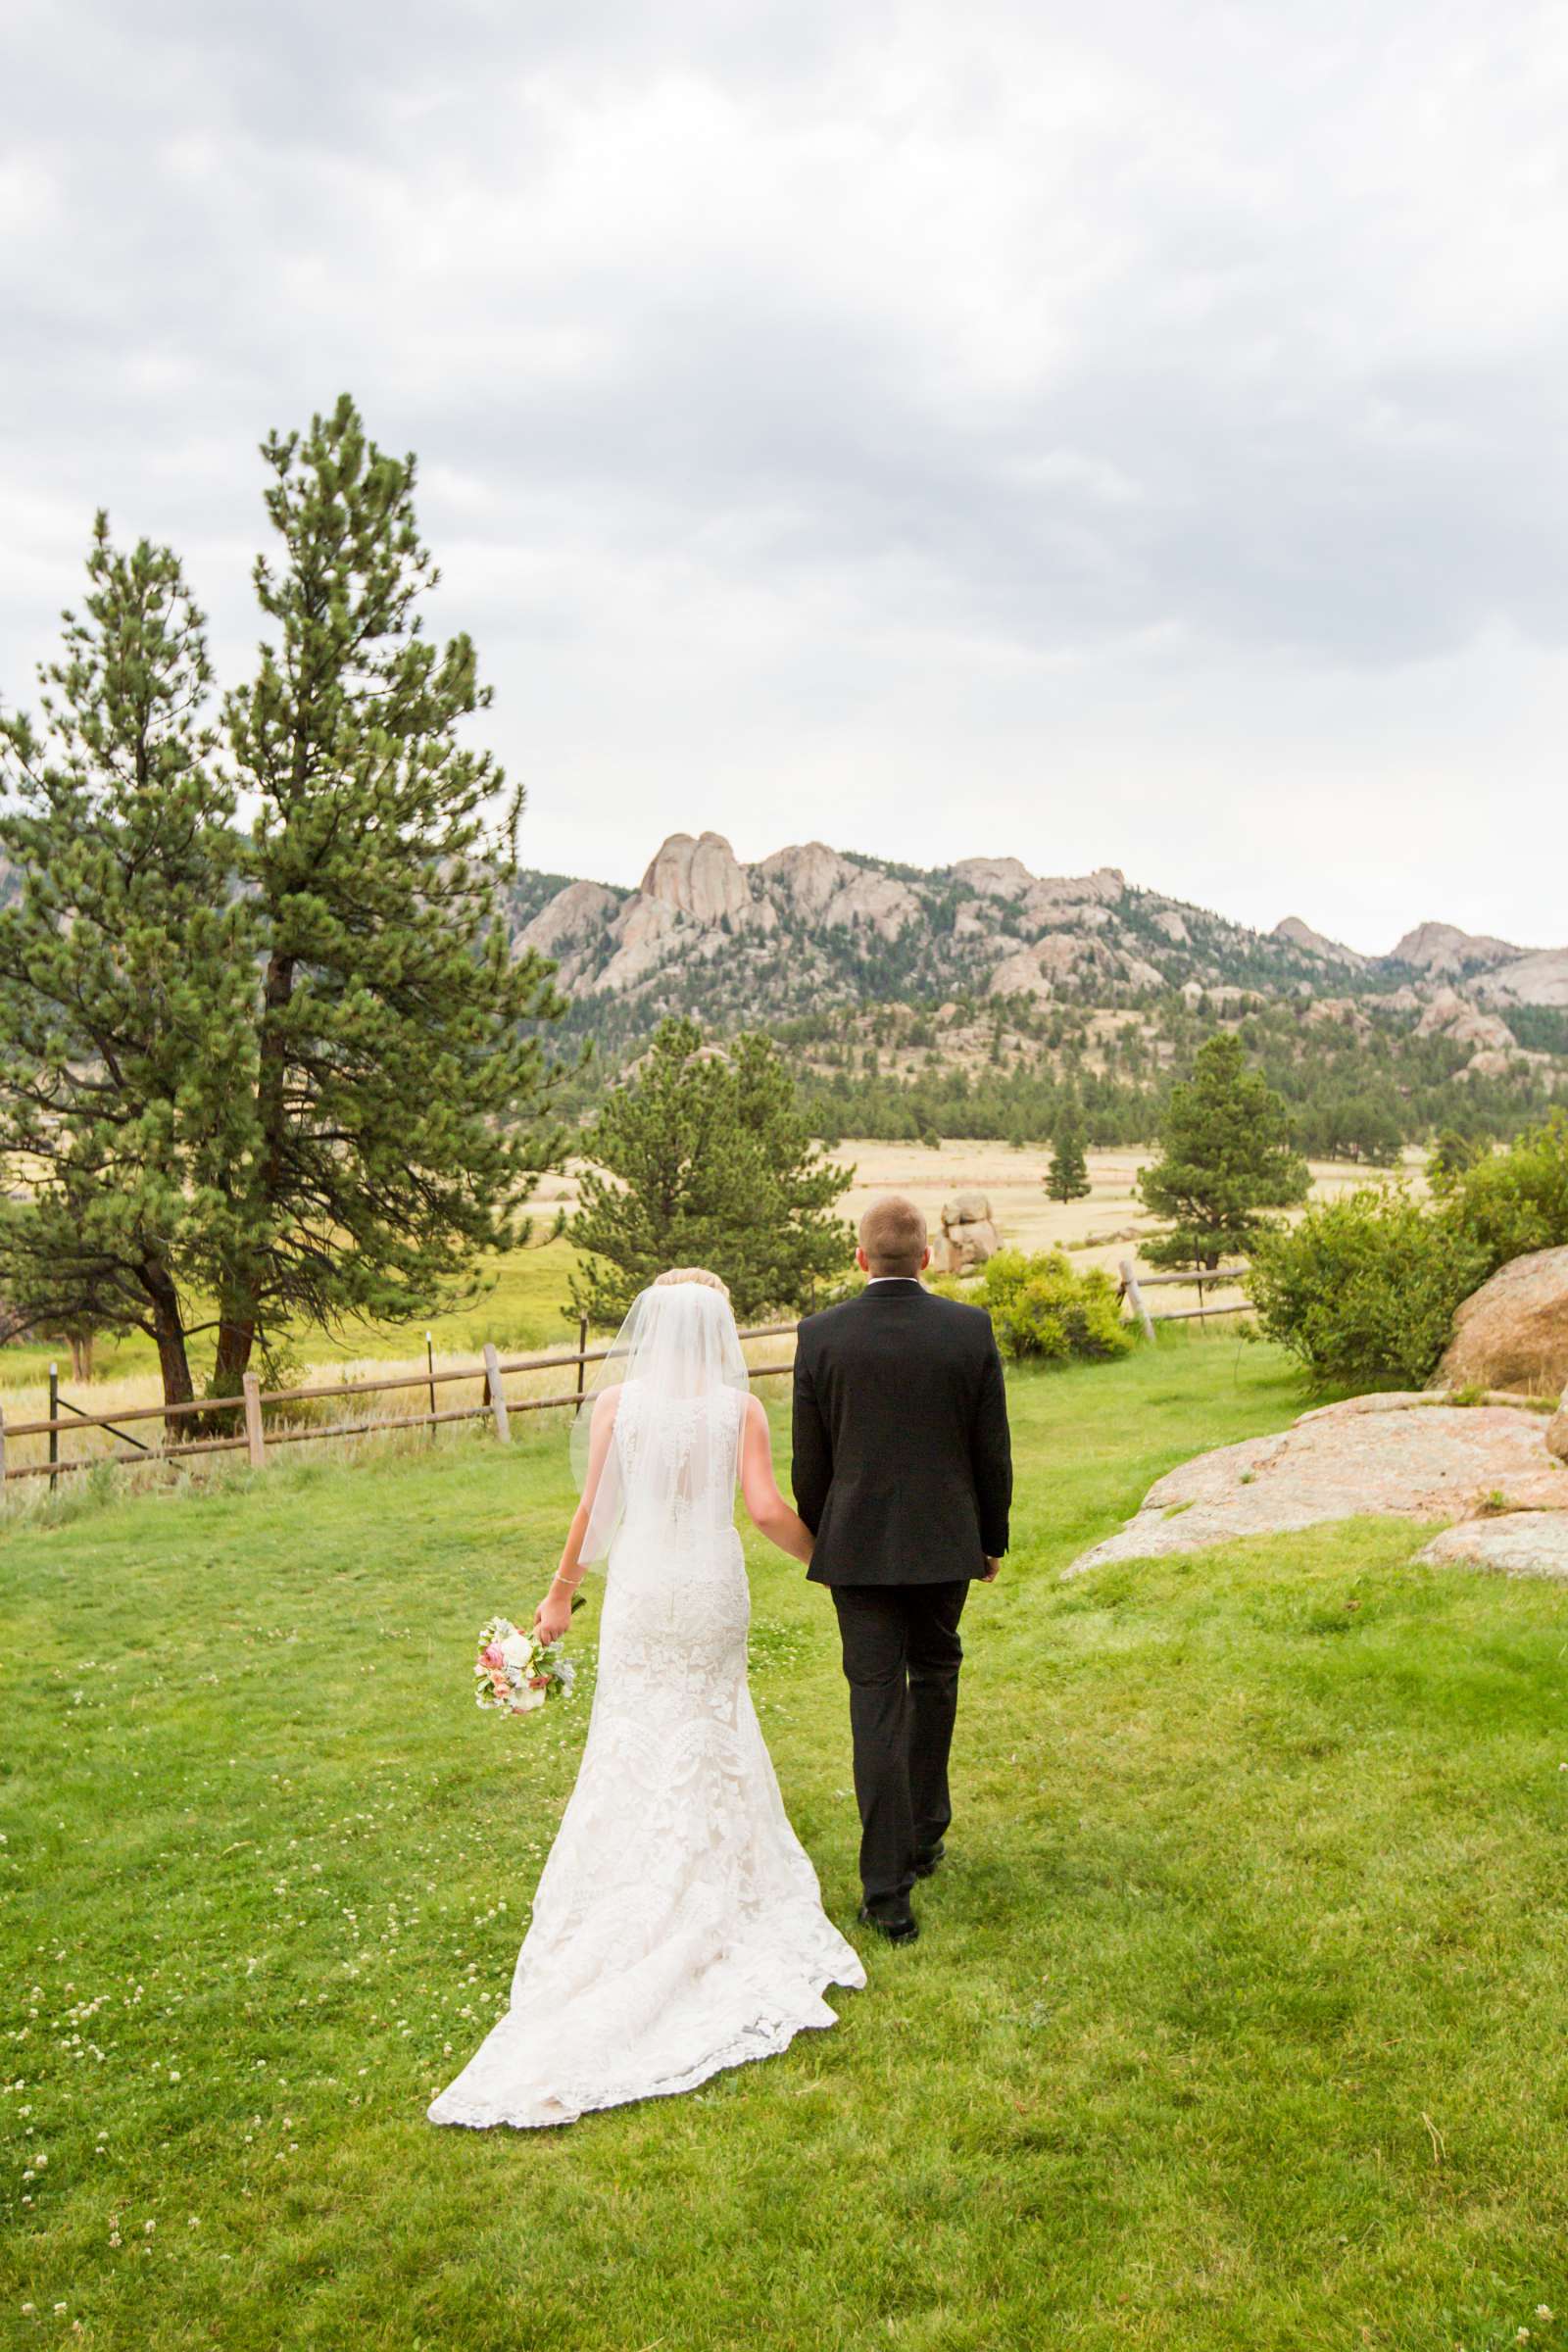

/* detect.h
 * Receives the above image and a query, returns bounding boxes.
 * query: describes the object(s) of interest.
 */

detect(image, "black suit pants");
[830,1581,969,1915]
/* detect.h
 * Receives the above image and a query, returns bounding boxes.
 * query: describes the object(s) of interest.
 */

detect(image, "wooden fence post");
[484,1343,512,1444]
[575,1313,588,1405]
[0,1400,6,1486]
[241,1372,267,1469]
[425,1331,436,1443]
[1119,1257,1156,1345]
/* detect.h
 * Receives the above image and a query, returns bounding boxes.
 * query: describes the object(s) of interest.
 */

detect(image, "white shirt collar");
[865,1275,922,1286]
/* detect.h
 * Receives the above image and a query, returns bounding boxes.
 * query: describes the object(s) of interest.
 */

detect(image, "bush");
[1248,1189,1489,1389]
[974,1249,1135,1364]
[1441,1112,1568,1269]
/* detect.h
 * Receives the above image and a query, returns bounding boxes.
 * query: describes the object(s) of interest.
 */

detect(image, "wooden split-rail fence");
[1115,1258,1252,1342]
[0,1322,801,1489]
[0,1268,1252,1491]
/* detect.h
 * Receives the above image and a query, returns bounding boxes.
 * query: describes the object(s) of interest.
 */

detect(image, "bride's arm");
[533,1387,619,1642]
[739,1394,814,1565]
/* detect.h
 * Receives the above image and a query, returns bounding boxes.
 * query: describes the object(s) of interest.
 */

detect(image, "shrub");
[974,1249,1135,1364]
[1248,1189,1489,1389]
[1440,1112,1568,1270]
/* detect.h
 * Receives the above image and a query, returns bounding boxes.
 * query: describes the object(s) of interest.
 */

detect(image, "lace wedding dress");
[428,1361,864,2132]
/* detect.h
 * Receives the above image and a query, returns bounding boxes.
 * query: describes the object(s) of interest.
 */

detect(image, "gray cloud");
[3,0,1566,949]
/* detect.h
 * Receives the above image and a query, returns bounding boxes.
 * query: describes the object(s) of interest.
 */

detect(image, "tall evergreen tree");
[213,394,565,1386]
[567,1018,853,1324]
[1137,1032,1308,1267]
[0,517,257,1425]
[1044,1102,1092,1202]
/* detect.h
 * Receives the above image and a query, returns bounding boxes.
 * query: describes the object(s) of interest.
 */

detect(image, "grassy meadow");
[5,1331,1568,2349]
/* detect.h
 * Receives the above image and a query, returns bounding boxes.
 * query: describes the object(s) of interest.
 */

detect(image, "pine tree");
[1137,1032,1308,1267]
[1045,1102,1093,1202]
[0,517,258,1426]
[214,394,565,1386]
[567,1018,853,1324]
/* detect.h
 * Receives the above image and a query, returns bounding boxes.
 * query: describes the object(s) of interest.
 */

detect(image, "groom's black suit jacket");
[792,1281,1012,1588]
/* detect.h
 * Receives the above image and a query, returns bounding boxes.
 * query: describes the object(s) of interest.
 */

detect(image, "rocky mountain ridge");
[508,831,1568,1054]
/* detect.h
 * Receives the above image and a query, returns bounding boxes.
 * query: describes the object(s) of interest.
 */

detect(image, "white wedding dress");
[428,1364,864,2132]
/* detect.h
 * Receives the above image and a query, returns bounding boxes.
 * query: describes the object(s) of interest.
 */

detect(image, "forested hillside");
[514,830,1568,1147]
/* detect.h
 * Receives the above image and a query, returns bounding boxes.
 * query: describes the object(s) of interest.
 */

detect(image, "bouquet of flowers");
[472,1606,581,1718]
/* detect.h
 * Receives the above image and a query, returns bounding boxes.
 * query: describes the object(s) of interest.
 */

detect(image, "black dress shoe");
[858,1903,919,1945]
[913,1840,946,1879]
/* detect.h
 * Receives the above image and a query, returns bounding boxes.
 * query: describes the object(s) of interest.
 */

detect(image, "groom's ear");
[920,1246,931,1271]
[856,1246,870,1273]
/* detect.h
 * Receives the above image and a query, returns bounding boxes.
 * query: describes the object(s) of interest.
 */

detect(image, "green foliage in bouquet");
[973,1248,1135,1365]
[1248,1188,1489,1389]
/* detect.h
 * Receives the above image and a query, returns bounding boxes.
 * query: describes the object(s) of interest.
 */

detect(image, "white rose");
[512,1687,547,1715]
[498,1635,533,1671]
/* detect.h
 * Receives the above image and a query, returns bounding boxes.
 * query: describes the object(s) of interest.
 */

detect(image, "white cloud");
[2,0,1565,951]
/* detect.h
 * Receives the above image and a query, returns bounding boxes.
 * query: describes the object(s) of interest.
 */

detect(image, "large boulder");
[1065,1393,1568,1574]
[1419,1513,1568,1582]
[941,1192,1000,1275]
[1547,1403,1568,1464]
[1438,1247,1568,1396]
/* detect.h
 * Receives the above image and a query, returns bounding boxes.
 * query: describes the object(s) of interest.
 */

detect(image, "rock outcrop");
[1474,948,1568,1009]
[941,1191,1000,1274]
[514,879,623,968]
[1065,1392,1568,1574]
[1274,915,1368,968]
[1390,921,1524,975]
[755,841,861,920]
[1438,1248,1568,1396]
[1304,997,1373,1036]
[951,856,1035,901]
[1414,988,1518,1053]
[640,831,767,928]
[1418,1513,1568,1581]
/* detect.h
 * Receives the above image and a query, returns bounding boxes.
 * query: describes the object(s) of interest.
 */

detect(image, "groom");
[792,1194,1012,1944]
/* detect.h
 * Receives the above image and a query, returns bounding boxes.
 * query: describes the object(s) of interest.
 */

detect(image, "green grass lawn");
[4,1334,1567,2349]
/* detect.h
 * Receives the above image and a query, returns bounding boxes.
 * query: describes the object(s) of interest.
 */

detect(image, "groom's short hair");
[858,1194,929,1279]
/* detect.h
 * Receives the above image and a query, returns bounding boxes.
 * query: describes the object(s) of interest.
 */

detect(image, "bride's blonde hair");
[653,1265,731,1298]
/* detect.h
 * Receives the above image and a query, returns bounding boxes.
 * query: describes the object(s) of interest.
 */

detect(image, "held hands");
[981,1556,1002,1584]
[533,1579,575,1644]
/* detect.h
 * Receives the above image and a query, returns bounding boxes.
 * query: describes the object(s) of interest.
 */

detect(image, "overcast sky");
[4,0,1566,953]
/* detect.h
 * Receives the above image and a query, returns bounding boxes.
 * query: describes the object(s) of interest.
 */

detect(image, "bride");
[428,1266,865,2132]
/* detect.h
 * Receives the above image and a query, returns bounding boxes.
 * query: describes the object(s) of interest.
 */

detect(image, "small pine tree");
[1426,1127,1486,1196]
[1137,1032,1308,1267]
[1045,1104,1093,1202]
[567,1019,853,1324]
